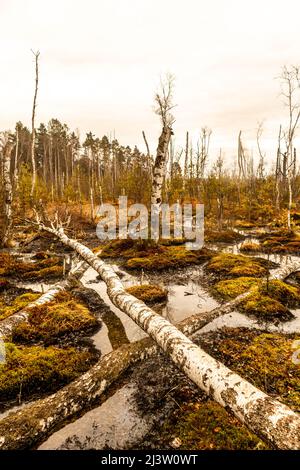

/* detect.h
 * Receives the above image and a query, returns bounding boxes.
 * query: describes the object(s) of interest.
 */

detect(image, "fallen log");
[21,223,299,450]
[0,306,278,450]
[270,258,300,280]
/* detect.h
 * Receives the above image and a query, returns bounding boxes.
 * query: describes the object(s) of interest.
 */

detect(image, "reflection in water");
[199,309,300,335]
[101,310,130,350]
[162,282,219,323]
[81,264,220,355]
[36,238,300,450]
[38,383,154,450]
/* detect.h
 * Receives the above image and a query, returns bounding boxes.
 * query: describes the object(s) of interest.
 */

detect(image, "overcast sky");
[1,0,300,163]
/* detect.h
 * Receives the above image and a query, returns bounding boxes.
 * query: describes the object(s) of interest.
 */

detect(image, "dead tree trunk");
[0,279,299,450]
[24,223,300,450]
[1,136,14,247]
[30,50,40,199]
[151,125,173,207]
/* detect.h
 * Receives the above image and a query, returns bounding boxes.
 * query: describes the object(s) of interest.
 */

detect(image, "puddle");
[199,309,300,335]
[38,383,154,450]
[82,265,219,355]
[162,282,218,323]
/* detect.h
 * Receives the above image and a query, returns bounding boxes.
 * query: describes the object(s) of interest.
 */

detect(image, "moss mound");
[0,342,96,404]
[206,253,269,278]
[165,401,265,450]
[205,330,300,411]
[258,280,300,307]
[0,252,64,281]
[239,293,293,320]
[13,296,99,343]
[259,230,300,254]
[205,230,245,243]
[100,240,212,271]
[240,241,261,253]
[0,293,40,321]
[126,284,167,304]
[214,277,260,299]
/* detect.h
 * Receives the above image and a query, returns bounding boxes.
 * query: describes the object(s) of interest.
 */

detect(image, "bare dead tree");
[184,131,189,179]
[278,65,300,230]
[30,50,40,200]
[196,127,211,178]
[256,121,265,179]
[151,74,175,209]
[238,130,246,179]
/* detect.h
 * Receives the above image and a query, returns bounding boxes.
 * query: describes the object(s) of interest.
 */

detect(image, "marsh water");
[32,235,300,450]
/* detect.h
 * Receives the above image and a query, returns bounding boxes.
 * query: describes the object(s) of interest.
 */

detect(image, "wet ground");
[1,228,300,450]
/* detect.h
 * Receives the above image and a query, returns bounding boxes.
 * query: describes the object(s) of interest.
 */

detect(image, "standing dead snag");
[29,222,300,449]
[151,74,175,209]
[30,50,40,200]
[0,133,14,247]
[278,65,300,230]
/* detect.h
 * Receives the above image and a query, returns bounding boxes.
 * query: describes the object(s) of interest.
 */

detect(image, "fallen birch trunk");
[270,258,300,280]
[23,224,300,450]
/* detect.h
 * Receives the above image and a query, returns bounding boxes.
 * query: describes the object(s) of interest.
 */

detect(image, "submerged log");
[15,223,298,450]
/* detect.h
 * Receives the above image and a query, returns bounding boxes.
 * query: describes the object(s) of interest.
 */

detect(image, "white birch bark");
[1,137,14,247]
[24,224,300,450]
[30,51,40,199]
[151,125,173,207]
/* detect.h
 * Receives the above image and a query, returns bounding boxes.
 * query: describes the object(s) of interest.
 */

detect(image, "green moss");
[99,239,212,271]
[21,264,64,281]
[13,297,99,343]
[100,239,159,259]
[240,241,261,252]
[205,230,245,243]
[0,252,64,281]
[206,253,269,278]
[214,277,260,299]
[126,284,167,303]
[215,331,300,411]
[260,231,300,254]
[234,220,256,229]
[239,293,293,320]
[126,246,212,271]
[0,342,96,403]
[166,401,265,450]
[258,280,300,307]
[0,293,40,321]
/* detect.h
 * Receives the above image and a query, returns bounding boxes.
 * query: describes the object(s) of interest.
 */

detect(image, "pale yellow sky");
[1,0,300,164]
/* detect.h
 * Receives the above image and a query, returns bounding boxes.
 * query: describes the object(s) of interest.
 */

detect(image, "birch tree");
[278,65,300,230]
[19,219,300,450]
[30,50,40,199]
[0,133,14,247]
[151,74,175,209]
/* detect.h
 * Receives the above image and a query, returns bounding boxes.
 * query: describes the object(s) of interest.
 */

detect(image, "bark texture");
[17,224,300,450]
[1,139,14,247]
[30,51,40,198]
[151,125,173,207]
